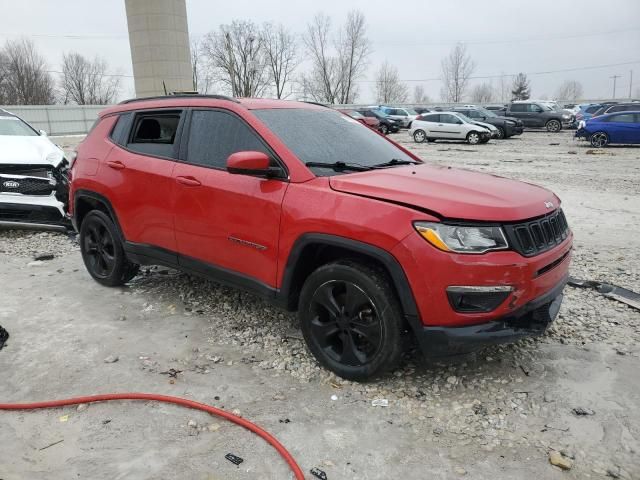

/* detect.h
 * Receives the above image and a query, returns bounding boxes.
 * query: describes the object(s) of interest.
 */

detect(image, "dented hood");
[0,135,65,167]
[329,164,559,221]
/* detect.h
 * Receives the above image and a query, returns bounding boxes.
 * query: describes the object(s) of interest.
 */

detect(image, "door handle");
[106,160,125,170]
[176,176,202,187]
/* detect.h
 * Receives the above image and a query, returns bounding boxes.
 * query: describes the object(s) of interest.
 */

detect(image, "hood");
[0,135,64,167]
[329,164,559,222]
[472,121,496,131]
[496,115,520,123]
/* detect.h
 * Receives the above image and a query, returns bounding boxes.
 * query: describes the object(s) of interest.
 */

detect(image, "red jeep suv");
[70,95,572,380]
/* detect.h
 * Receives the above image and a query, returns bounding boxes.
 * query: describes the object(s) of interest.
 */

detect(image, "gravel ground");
[1,131,639,479]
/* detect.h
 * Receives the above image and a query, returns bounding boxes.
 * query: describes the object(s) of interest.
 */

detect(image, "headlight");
[505,120,515,125]
[414,222,508,254]
[46,151,64,164]
[562,114,570,119]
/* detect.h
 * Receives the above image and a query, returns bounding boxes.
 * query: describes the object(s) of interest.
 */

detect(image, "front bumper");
[574,128,589,139]
[505,123,524,136]
[0,193,68,229]
[411,277,566,357]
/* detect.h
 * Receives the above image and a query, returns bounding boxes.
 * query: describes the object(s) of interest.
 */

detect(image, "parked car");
[574,103,603,128]
[503,101,573,132]
[485,105,507,113]
[0,109,69,229]
[591,102,640,118]
[71,94,572,380]
[356,108,400,135]
[452,106,524,139]
[414,107,433,115]
[338,109,380,130]
[409,112,493,144]
[377,106,418,128]
[575,111,640,147]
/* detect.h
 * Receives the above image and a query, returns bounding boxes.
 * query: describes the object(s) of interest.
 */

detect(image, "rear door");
[508,103,529,125]
[104,109,182,257]
[416,114,440,136]
[172,108,288,289]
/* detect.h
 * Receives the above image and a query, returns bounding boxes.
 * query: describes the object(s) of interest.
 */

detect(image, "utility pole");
[610,74,621,99]
[630,70,633,99]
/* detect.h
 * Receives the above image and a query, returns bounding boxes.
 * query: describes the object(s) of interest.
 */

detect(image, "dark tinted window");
[509,104,526,113]
[464,109,481,118]
[585,105,601,114]
[186,110,270,168]
[127,111,181,158]
[110,112,133,145]
[421,114,440,122]
[527,104,543,113]
[440,114,461,124]
[253,109,414,176]
[607,113,636,123]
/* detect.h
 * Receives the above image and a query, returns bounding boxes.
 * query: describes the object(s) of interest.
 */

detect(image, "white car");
[409,111,493,144]
[0,109,69,229]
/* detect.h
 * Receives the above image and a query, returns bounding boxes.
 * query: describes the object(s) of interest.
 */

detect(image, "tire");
[546,119,561,132]
[80,210,139,287]
[379,124,388,135]
[427,138,436,143]
[413,129,427,143]
[466,131,481,145]
[496,126,506,139]
[589,131,609,148]
[298,260,404,381]
[407,121,412,129]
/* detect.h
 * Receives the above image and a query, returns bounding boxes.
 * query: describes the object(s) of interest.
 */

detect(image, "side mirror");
[227,151,274,177]
[39,129,48,136]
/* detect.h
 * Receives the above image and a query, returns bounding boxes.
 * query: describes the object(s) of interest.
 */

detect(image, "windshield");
[405,108,418,115]
[456,113,475,124]
[477,107,497,118]
[253,109,416,176]
[0,117,39,136]
[346,110,364,119]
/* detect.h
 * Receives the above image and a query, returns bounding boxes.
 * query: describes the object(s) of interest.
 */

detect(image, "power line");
[353,60,640,83]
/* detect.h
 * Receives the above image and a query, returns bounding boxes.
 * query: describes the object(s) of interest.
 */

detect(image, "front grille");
[0,165,51,178]
[504,209,570,257]
[0,177,54,195]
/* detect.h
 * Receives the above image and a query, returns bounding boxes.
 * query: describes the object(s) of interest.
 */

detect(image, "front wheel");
[546,119,561,132]
[467,131,481,145]
[413,129,427,143]
[298,261,404,381]
[379,124,388,135]
[496,126,506,139]
[589,131,609,148]
[80,210,139,286]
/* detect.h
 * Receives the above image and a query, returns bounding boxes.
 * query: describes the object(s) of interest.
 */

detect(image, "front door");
[438,114,465,139]
[172,109,288,289]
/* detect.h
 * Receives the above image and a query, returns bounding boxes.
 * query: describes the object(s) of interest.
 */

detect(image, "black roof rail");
[118,94,240,105]
[302,100,329,108]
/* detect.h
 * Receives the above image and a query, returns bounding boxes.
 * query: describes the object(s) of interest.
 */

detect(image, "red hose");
[0,393,305,480]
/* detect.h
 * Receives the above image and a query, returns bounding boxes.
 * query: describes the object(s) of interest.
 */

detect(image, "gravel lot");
[1,130,639,480]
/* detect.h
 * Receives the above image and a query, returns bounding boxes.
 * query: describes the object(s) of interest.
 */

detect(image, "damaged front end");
[0,159,70,230]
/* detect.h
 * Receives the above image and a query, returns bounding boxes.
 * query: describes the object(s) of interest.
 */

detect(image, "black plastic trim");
[119,94,239,105]
[278,233,419,317]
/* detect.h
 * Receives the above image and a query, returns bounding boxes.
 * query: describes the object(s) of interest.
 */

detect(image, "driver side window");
[440,114,461,124]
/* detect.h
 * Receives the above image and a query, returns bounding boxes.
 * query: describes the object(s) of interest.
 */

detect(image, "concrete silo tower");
[124,0,193,97]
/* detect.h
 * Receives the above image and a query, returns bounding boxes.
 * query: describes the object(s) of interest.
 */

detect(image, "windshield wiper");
[305,161,373,172]
[371,159,420,168]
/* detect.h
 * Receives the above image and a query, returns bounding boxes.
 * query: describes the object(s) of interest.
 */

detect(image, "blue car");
[575,111,640,147]
[574,103,602,128]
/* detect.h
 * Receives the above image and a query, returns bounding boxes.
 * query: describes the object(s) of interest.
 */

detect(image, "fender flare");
[278,233,418,318]
[73,190,125,241]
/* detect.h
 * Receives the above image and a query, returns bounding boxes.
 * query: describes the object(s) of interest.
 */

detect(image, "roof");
[101,95,328,117]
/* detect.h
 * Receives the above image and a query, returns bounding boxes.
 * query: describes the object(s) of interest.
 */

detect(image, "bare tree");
[555,80,583,101]
[470,82,494,103]
[374,61,408,103]
[0,38,55,104]
[262,23,299,99]
[412,85,431,104]
[191,37,215,94]
[202,20,270,97]
[511,73,531,100]
[440,43,475,103]
[60,53,120,104]
[335,10,371,104]
[303,11,371,104]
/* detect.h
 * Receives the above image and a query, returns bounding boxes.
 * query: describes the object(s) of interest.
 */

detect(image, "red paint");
[71,97,572,329]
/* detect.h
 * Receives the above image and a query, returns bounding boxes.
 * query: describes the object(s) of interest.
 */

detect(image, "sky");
[1,0,639,103]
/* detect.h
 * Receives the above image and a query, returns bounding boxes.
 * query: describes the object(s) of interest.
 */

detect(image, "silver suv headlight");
[414,222,509,254]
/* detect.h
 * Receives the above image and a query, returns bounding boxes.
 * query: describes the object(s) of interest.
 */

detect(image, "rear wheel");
[467,131,481,145]
[546,119,561,132]
[589,131,609,148]
[298,261,404,381]
[80,210,139,286]
[413,129,427,143]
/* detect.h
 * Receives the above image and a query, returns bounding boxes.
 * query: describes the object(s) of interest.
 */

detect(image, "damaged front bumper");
[0,163,70,229]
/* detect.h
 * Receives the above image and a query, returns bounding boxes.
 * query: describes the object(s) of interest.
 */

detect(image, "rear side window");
[126,111,182,158]
[585,106,600,114]
[607,113,636,123]
[510,104,526,112]
[422,114,440,122]
[440,114,461,124]
[185,110,270,169]
[109,112,133,145]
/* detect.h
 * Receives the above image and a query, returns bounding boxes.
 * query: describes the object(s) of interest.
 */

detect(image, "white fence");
[0,105,107,136]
